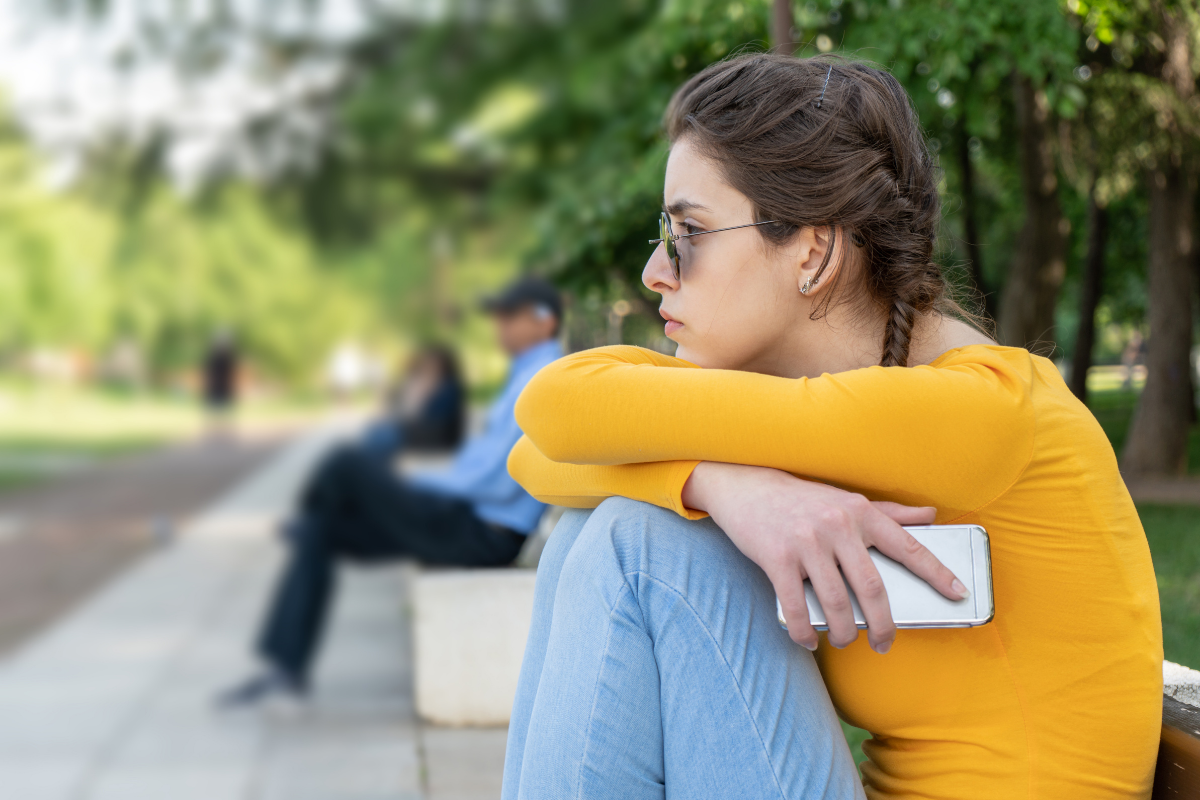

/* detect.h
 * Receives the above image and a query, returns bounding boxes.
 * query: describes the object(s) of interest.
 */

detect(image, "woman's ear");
[796,225,838,296]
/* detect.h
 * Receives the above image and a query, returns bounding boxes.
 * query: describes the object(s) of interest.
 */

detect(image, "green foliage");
[0,133,115,352]
[5,0,1196,375]
[0,128,378,384]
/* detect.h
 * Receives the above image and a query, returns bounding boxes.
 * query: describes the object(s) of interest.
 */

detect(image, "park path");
[1125,475,1200,506]
[0,421,506,800]
[0,435,289,655]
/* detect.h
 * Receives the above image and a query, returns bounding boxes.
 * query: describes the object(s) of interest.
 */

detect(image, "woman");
[363,344,465,457]
[501,54,1162,799]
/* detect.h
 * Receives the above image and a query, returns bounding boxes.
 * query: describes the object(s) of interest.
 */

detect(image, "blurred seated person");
[218,277,563,711]
[358,344,465,462]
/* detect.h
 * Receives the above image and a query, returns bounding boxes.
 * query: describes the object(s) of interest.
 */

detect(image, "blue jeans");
[503,498,866,800]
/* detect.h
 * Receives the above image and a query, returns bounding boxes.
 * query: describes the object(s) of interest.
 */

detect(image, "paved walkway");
[0,425,507,800]
[0,436,288,655]
[1125,475,1200,506]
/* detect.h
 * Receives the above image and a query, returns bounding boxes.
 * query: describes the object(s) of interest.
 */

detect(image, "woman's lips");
[664,320,683,336]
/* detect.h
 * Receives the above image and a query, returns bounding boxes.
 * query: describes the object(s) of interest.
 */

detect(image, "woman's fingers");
[804,556,859,648]
[866,512,969,602]
[836,542,896,654]
[773,572,819,650]
[871,500,937,526]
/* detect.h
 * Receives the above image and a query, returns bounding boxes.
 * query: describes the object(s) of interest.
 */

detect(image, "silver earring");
[800,277,815,295]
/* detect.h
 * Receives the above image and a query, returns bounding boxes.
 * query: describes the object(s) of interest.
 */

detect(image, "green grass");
[1141,504,1200,668]
[1087,386,1200,475]
[0,379,335,493]
[842,722,872,766]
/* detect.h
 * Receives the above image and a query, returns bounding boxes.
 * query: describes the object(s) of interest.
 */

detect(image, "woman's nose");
[643,242,679,294]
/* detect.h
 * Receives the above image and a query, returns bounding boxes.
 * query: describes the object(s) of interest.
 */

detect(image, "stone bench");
[411,507,561,727]
[1155,661,1200,797]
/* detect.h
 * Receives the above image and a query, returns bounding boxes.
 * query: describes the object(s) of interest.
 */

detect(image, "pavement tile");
[0,755,90,800]
[86,765,252,800]
[423,728,509,800]
[0,424,515,800]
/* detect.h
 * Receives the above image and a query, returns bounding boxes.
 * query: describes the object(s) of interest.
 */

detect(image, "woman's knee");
[564,497,759,597]
[535,508,593,584]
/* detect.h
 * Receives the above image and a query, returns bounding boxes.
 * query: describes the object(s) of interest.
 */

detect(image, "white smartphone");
[776,524,994,631]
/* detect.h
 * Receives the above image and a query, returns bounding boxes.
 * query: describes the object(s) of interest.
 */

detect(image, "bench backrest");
[1152,696,1200,798]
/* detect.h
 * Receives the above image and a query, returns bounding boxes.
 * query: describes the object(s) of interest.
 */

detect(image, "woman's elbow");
[515,369,576,461]
[507,437,564,503]
[507,437,538,490]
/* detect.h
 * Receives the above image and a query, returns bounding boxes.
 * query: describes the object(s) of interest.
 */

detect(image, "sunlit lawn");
[0,380,336,491]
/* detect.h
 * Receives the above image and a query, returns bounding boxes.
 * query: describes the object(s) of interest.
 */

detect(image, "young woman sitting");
[501,54,1162,799]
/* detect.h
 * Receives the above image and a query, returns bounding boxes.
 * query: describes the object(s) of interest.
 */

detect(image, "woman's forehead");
[664,142,750,218]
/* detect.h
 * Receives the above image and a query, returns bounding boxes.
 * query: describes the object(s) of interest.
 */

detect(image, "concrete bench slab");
[411,507,562,728]
[413,568,536,727]
[1164,660,1200,709]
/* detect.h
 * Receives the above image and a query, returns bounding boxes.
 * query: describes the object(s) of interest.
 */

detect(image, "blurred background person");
[202,330,240,439]
[359,344,466,462]
[218,277,562,712]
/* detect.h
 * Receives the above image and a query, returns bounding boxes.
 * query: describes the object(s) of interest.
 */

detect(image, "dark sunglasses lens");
[660,214,680,278]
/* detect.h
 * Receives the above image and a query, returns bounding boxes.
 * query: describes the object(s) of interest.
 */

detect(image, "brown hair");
[665,52,973,367]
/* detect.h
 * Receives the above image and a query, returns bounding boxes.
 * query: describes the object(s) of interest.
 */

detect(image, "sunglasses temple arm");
[675,220,780,240]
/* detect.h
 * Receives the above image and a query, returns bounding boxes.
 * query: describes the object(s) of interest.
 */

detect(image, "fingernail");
[952,579,970,599]
[875,640,892,655]
[802,640,818,651]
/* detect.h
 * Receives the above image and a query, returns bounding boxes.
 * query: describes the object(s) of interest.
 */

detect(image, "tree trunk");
[997,74,1068,352]
[1120,166,1195,476]
[1122,5,1197,476]
[772,0,796,56]
[956,124,993,322]
[1070,185,1107,403]
[1194,207,1200,424]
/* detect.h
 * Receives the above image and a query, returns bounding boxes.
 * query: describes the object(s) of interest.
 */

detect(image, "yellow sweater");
[508,344,1162,800]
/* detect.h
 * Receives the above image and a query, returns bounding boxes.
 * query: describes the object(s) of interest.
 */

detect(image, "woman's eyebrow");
[664,199,712,217]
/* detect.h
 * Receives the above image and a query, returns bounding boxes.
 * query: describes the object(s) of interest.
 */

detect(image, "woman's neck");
[738,311,994,380]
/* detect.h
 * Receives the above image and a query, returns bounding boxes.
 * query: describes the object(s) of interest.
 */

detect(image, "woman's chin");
[673,343,714,367]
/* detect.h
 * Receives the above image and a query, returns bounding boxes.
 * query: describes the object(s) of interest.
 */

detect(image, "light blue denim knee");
[503,497,865,800]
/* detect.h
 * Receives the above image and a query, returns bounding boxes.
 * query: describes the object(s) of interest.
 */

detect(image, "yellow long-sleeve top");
[508,344,1162,800]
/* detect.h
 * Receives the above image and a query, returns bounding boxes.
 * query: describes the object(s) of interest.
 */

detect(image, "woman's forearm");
[681,461,794,516]
[516,345,1034,518]
[507,435,705,518]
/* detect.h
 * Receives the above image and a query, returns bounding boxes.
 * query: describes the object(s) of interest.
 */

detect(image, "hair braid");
[881,298,916,367]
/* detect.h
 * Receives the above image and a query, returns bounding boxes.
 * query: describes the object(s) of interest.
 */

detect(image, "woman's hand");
[681,461,969,654]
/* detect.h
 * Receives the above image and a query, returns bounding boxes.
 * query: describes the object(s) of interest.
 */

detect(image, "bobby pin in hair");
[816,64,833,108]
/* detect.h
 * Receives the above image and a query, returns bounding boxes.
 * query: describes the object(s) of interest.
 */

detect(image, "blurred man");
[219,277,563,711]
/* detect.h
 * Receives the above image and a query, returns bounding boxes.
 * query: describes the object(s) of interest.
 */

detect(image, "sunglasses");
[649,212,781,280]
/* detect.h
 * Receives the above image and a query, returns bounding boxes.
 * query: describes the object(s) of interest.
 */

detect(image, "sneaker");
[215,670,308,718]
[277,516,308,545]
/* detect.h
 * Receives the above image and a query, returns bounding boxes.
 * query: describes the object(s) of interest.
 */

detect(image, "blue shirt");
[409,339,562,534]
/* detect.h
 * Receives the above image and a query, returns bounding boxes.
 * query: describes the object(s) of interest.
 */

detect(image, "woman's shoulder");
[928,343,1031,369]
[927,343,1063,389]
[557,345,699,368]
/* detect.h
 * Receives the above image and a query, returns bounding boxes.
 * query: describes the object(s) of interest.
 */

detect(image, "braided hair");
[665,54,973,367]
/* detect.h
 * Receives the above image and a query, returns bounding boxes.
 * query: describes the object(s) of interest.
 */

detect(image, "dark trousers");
[257,447,526,681]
